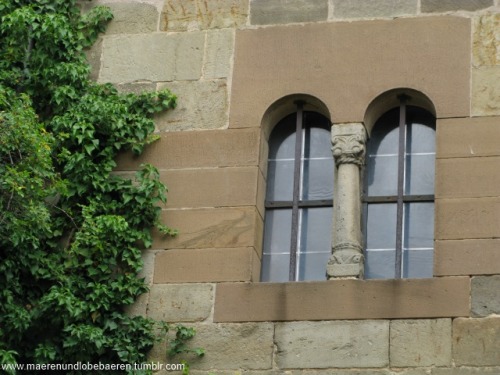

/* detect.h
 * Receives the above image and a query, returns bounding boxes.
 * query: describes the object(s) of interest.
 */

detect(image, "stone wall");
[83,0,500,373]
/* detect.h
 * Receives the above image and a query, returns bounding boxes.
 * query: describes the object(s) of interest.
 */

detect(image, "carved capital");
[331,123,367,166]
[326,242,364,278]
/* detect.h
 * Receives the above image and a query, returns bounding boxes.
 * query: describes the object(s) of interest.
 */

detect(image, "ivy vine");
[0,0,200,373]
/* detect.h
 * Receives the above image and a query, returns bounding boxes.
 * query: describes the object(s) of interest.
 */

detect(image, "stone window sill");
[213,277,470,322]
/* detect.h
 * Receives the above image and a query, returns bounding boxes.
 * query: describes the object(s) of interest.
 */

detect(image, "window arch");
[261,103,333,282]
[363,96,436,279]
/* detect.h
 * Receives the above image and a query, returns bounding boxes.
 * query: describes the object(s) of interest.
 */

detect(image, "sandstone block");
[153,207,260,250]
[434,239,500,276]
[183,323,274,370]
[433,367,500,375]
[274,320,389,368]
[435,157,500,199]
[161,0,248,31]
[471,275,500,317]
[84,37,102,81]
[332,0,417,19]
[435,197,500,240]
[250,0,328,25]
[390,319,452,367]
[156,80,228,131]
[204,29,235,80]
[115,82,156,94]
[99,33,204,83]
[422,0,493,13]
[147,284,213,322]
[453,317,500,366]
[473,13,500,67]
[154,247,258,283]
[472,66,500,116]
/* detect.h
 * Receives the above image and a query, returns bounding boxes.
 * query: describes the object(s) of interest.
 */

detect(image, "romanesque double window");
[261,94,436,282]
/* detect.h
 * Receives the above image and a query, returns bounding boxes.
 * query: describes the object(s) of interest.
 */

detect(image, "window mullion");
[289,101,304,281]
[395,95,408,279]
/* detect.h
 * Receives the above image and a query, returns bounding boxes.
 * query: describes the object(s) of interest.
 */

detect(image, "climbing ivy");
[0,0,200,373]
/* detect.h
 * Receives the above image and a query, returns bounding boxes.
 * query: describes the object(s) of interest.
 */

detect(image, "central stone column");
[327,123,367,279]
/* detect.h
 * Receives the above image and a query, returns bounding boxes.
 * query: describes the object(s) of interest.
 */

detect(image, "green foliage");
[0,0,193,373]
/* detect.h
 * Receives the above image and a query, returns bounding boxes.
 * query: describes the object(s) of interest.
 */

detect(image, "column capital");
[331,123,367,166]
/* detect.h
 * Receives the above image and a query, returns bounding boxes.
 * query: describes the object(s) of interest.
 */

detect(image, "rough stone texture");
[189,371,430,375]
[99,33,204,83]
[435,157,500,199]
[332,0,417,19]
[422,0,494,13]
[204,29,234,79]
[433,367,500,375]
[84,37,102,81]
[179,323,274,370]
[275,320,389,368]
[115,128,260,171]
[471,276,500,317]
[453,317,500,366]
[147,284,213,322]
[214,278,470,322]
[81,2,159,34]
[390,319,452,367]
[161,0,249,31]
[154,247,259,283]
[435,197,500,240]
[473,13,500,67]
[152,207,260,250]
[472,66,500,116]
[436,117,500,159]
[435,239,500,276]
[250,0,328,25]
[155,80,228,131]
[160,167,258,209]
[115,82,156,94]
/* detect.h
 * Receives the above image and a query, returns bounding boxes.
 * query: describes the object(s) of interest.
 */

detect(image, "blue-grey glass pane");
[405,154,435,195]
[368,124,399,156]
[261,254,289,282]
[263,209,291,254]
[366,155,398,196]
[299,207,333,254]
[266,160,294,200]
[403,250,433,278]
[298,252,330,281]
[404,202,434,249]
[269,123,296,160]
[302,158,334,200]
[365,250,396,279]
[306,127,332,158]
[407,123,435,154]
[366,203,397,250]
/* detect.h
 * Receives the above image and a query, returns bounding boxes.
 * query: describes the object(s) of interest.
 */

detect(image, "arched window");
[364,96,436,279]
[261,103,333,282]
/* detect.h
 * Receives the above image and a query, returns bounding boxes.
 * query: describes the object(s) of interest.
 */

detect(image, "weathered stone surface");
[182,323,274,370]
[435,197,500,240]
[204,29,234,79]
[471,276,500,317]
[152,207,260,250]
[332,0,417,18]
[124,249,157,317]
[115,128,260,171]
[84,37,102,81]
[154,247,259,283]
[433,367,500,375]
[453,317,500,366]
[250,0,328,25]
[99,33,204,83]
[473,13,500,67]
[436,117,500,159]
[422,0,493,13]
[161,0,249,31]
[435,157,500,199]
[390,319,452,367]
[156,80,228,131]
[147,284,213,322]
[83,3,159,34]
[434,239,500,276]
[160,167,258,209]
[115,82,156,94]
[472,66,500,116]
[274,320,389,368]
